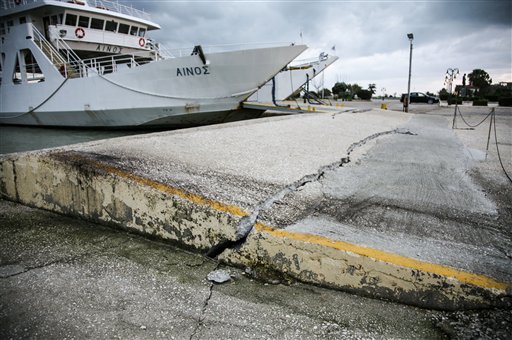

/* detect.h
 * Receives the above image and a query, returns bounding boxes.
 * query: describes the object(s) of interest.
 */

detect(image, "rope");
[1,77,69,119]
[27,77,70,113]
[456,105,494,128]
[454,106,512,185]
[492,112,512,184]
[271,77,287,108]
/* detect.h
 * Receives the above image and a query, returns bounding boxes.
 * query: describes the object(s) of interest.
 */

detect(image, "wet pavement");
[1,102,511,335]
[261,112,510,282]
[1,199,511,339]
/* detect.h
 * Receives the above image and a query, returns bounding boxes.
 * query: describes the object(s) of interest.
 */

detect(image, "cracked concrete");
[1,107,511,309]
[9,199,502,339]
[190,265,218,340]
[209,127,415,258]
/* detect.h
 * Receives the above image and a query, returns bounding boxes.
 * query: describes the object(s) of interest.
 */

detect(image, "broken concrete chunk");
[207,269,232,283]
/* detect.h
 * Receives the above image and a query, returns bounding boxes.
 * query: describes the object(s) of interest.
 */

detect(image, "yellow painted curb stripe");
[59,153,248,218]
[255,223,509,291]
[56,152,508,291]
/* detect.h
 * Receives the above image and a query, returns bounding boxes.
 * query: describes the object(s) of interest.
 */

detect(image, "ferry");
[0,0,307,128]
[248,52,339,104]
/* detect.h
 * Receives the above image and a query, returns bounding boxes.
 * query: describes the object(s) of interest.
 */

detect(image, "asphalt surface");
[1,101,511,337]
[1,199,511,339]
[260,110,511,283]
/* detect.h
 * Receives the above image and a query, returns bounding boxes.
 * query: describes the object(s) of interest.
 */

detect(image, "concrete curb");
[0,151,246,251]
[1,150,510,310]
[221,223,510,310]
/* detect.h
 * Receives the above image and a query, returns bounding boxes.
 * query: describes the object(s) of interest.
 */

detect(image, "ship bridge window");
[90,18,104,30]
[129,26,138,36]
[50,15,62,25]
[105,20,117,32]
[65,14,77,26]
[78,16,89,28]
[118,23,129,34]
[138,28,146,37]
[0,22,5,35]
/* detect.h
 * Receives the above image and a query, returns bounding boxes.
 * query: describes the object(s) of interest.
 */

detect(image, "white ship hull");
[1,34,306,127]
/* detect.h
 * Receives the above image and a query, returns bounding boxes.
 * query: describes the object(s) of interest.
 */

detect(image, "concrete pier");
[1,105,511,310]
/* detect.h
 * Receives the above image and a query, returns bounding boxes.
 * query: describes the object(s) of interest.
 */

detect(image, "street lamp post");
[445,68,459,94]
[405,33,414,113]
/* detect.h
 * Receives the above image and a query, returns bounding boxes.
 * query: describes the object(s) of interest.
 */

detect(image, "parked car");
[400,92,439,104]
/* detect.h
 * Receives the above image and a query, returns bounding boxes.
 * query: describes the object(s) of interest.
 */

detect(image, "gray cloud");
[126,0,511,94]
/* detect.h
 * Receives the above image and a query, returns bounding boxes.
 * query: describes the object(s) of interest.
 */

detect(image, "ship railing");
[31,25,70,71]
[1,0,25,10]
[53,38,147,79]
[290,53,330,67]
[1,0,151,21]
[31,24,83,78]
[88,0,151,21]
[165,41,297,57]
[151,42,175,59]
[53,34,90,77]
[69,53,147,77]
[36,24,156,78]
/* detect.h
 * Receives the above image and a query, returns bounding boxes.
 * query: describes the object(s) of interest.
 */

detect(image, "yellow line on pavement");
[59,152,508,291]
[255,223,509,291]
[62,153,248,218]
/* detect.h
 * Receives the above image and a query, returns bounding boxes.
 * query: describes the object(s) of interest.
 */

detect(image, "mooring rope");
[453,105,511,184]
[1,77,69,119]
[456,105,494,128]
[492,112,512,183]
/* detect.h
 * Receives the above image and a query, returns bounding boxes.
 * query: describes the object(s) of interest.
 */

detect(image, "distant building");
[454,85,476,97]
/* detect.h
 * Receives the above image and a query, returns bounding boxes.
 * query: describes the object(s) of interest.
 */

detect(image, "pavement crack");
[0,252,92,279]
[206,128,415,259]
[189,263,219,340]
[12,160,20,202]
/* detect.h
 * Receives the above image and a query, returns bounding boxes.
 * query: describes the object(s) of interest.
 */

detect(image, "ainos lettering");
[176,66,210,77]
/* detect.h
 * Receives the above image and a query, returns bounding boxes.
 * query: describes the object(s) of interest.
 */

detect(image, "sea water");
[0,126,147,154]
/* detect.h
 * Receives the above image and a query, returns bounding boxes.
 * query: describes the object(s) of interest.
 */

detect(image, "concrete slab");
[6,199,511,339]
[1,107,511,310]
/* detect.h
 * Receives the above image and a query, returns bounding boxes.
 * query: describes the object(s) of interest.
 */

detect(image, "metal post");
[406,33,414,113]
[485,109,495,160]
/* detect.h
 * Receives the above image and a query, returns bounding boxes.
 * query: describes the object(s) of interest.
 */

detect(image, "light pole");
[405,33,414,113]
[445,68,459,94]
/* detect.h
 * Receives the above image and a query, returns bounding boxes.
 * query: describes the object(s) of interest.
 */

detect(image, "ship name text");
[95,44,123,54]
[176,66,210,77]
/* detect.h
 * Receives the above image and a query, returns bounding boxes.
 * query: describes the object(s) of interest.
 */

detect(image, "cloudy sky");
[129,0,510,96]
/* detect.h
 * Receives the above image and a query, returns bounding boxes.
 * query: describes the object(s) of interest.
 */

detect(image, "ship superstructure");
[0,0,307,127]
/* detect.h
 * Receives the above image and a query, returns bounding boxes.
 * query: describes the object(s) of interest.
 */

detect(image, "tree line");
[440,68,512,106]
[330,82,377,100]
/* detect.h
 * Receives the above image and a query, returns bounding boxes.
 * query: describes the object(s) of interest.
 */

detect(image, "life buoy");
[138,38,145,47]
[75,27,85,39]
